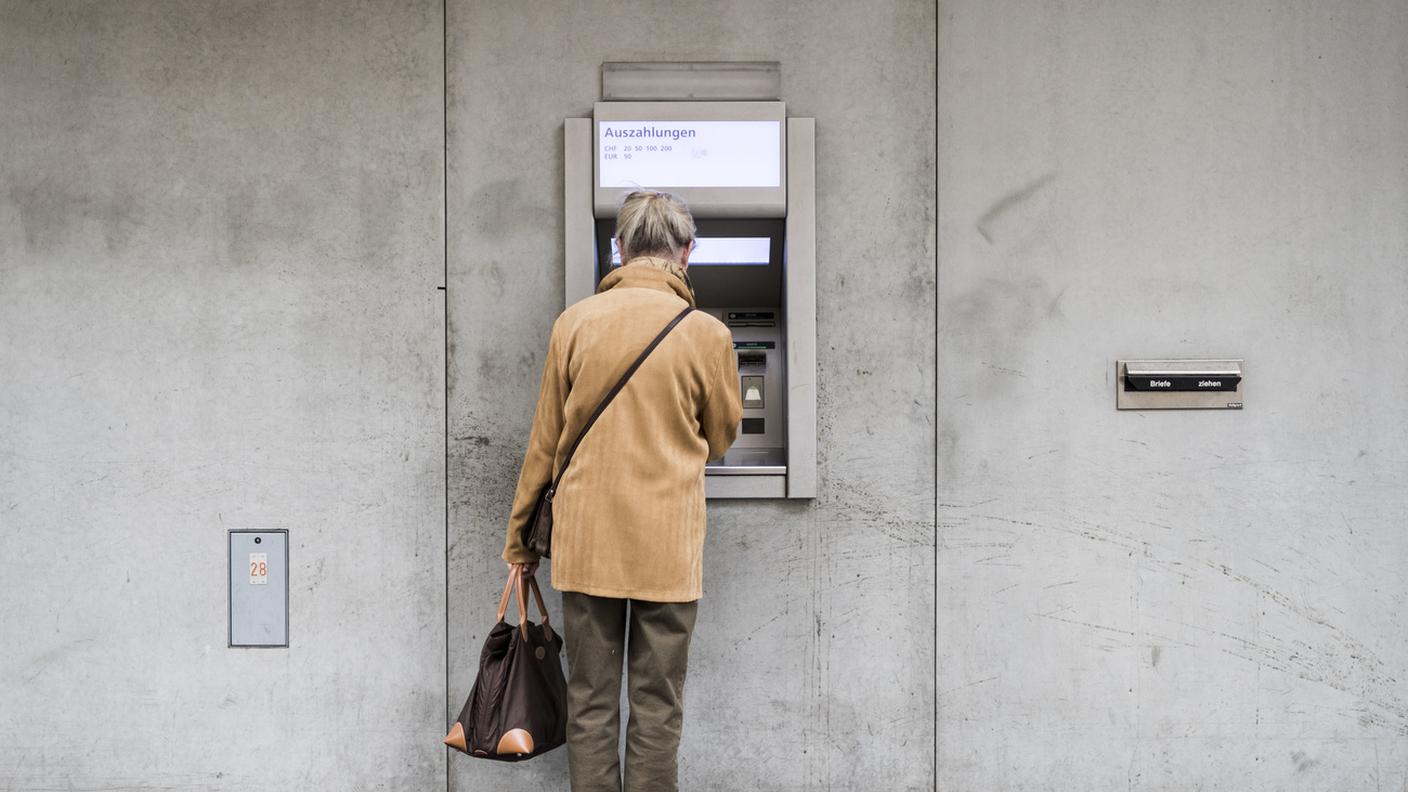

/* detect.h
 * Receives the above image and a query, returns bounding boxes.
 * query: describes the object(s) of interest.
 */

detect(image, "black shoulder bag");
[521,305,694,558]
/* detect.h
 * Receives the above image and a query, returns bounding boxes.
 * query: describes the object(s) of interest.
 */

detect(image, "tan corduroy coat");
[501,256,741,602]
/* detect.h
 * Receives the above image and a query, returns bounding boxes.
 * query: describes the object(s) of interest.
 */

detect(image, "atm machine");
[564,100,816,499]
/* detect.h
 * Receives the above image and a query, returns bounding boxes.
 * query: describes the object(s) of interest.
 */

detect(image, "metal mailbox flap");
[1123,359,1243,392]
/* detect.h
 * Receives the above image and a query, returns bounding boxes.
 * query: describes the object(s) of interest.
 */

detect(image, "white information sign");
[248,552,268,585]
[598,121,781,189]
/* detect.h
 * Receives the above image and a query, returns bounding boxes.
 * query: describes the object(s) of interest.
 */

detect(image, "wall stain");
[7,177,147,255]
[1290,750,1318,773]
[976,172,1056,244]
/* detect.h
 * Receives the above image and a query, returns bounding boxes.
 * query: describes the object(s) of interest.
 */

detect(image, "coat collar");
[597,256,696,306]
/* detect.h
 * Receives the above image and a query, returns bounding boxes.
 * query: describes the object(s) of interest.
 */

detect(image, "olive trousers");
[561,591,699,792]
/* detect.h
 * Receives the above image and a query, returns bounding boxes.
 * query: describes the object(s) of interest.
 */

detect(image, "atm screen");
[598,121,782,189]
[595,218,784,307]
[609,237,771,267]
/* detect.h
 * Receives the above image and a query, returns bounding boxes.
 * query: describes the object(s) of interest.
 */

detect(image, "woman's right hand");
[508,560,539,579]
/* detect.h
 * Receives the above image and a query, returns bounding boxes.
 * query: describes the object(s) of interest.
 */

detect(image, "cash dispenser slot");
[738,352,767,367]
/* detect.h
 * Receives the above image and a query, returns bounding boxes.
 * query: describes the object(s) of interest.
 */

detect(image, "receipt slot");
[565,100,816,499]
[1116,359,1244,410]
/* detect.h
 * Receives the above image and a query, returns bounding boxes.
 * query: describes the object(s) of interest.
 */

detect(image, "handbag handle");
[495,568,517,623]
[543,305,694,502]
[495,567,552,642]
[526,575,550,630]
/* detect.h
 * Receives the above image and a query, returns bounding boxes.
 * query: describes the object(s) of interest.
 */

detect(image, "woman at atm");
[502,189,742,792]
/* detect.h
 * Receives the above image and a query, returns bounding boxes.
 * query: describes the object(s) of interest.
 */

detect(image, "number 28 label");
[249,552,268,585]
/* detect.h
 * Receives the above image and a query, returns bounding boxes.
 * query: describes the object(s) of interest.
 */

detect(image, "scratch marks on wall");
[1040,608,1137,637]
[19,638,97,684]
[940,674,1001,700]
[1178,557,1408,735]
[943,483,1408,739]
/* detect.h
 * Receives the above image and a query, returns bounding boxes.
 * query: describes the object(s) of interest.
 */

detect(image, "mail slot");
[1124,361,1242,392]
[1117,359,1244,410]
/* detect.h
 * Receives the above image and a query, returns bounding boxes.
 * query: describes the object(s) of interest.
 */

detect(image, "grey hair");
[613,190,696,264]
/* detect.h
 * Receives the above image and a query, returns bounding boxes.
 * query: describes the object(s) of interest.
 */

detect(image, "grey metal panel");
[565,118,597,307]
[228,529,289,648]
[602,61,781,102]
[593,101,787,219]
[1115,359,1246,410]
[784,118,818,498]
[706,465,788,476]
[1124,359,1243,377]
[705,473,787,499]
[724,320,786,455]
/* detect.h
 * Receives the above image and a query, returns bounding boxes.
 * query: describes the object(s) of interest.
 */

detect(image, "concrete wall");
[938,1,1408,789]
[19,1,1401,790]
[0,2,445,790]
[446,1,937,790]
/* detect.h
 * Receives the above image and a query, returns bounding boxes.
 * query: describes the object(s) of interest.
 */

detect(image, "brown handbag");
[443,567,566,761]
[522,305,694,558]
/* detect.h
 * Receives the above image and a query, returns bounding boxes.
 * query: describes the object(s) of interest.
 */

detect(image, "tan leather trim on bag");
[496,728,534,755]
[443,722,467,751]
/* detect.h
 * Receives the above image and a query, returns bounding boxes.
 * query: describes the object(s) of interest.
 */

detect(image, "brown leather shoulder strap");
[547,305,694,498]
